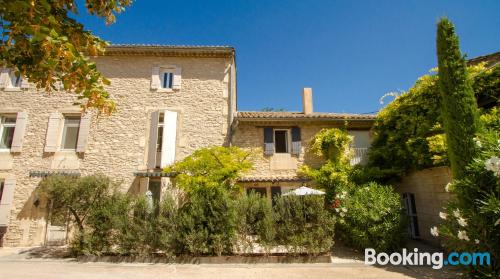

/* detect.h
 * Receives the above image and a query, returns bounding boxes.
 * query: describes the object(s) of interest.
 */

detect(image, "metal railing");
[350,147,369,165]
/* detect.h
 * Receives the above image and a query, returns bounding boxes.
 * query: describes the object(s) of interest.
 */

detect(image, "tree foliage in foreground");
[436,17,480,180]
[0,0,132,113]
[37,174,117,252]
[434,18,499,277]
[365,62,498,183]
[164,146,253,193]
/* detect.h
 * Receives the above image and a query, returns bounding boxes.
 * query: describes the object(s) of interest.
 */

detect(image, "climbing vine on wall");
[366,63,498,182]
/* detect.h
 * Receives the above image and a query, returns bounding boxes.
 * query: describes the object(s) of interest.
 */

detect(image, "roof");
[236,111,376,121]
[104,44,235,58]
[467,51,500,67]
[238,175,311,183]
[133,171,176,177]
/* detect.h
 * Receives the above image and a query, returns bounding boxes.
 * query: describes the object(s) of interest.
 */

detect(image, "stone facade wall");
[232,122,371,179]
[395,166,452,247]
[0,55,234,246]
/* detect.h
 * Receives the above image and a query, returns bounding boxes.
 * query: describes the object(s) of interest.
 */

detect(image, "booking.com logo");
[365,248,491,270]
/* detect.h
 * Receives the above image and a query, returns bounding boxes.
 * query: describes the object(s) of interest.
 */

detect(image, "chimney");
[302,87,313,114]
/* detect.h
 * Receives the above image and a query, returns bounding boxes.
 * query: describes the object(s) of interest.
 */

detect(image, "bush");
[37,174,117,255]
[84,192,133,255]
[175,186,236,256]
[436,130,500,277]
[334,182,406,252]
[234,192,275,253]
[152,193,180,258]
[273,195,335,255]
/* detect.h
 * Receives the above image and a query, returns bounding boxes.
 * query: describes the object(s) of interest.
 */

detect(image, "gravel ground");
[0,245,460,279]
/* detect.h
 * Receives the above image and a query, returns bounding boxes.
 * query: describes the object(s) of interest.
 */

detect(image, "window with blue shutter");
[263,127,274,156]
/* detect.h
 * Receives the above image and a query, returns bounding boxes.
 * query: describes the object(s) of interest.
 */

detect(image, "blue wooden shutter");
[263,127,274,156]
[291,126,301,155]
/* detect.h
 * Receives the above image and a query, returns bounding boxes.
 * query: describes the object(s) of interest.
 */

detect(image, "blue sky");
[76,0,500,113]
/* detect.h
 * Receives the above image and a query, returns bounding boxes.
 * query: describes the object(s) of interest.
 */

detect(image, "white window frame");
[273,129,291,154]
[0,115,16,152]
[60,115,81,151]
[3,70,22,91]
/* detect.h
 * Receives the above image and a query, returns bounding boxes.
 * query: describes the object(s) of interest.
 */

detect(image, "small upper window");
[9,72,22,88]
[61,116,81,150]
[0,116,16,150]
[160,71,173,89]
[274,130,289,153]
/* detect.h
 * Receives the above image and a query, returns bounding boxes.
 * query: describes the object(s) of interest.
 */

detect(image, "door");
[402,193,420,239]
[148,180,161,215]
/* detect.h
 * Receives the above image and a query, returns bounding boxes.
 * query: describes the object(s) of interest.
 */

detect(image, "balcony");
[350,147,369,165]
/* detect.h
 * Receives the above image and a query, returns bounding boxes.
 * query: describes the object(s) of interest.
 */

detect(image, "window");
[157,113,164,152]
[0,116,16,150]
[274,130,289,153]
[148,180,161,215]
[246,187,267,197]
[9,72,21,88]
[61,116,81,150]
[0,180,4,203]
[155,113,165,167]
[160,71,173,89]
[271,186,282,206]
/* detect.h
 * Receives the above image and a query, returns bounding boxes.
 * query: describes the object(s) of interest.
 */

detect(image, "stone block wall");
[396,166,452,247]
[232,122,371,179]
[0,54,234,246]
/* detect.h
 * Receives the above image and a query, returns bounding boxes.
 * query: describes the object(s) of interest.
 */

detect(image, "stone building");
[0,45,375,247]
[232,88,375,201]
[0,45,237,246]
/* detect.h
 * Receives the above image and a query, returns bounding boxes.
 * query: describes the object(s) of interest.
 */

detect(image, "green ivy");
[300,128,353,202]
[366,63,498,183]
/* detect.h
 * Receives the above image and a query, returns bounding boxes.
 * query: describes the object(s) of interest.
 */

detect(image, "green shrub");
[37,174,117,255]
[175,186,236,256]
[436,129,500,277]
[273,195,335,255]
[234,192,275,253]
[84,192,133,255]
[153,193,180,258]
[335,182,406,252]
[114,197,157,255]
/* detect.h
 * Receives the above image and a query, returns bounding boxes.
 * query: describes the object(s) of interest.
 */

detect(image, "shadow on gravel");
[332,240,462,279]
[19,246,72,259]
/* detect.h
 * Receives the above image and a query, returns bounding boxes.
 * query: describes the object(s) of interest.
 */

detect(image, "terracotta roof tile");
[238,175,311,182]
[104,44,234,58]
[236,111,376,121]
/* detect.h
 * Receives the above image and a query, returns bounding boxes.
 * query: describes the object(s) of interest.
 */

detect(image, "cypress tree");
[436,18,480,179]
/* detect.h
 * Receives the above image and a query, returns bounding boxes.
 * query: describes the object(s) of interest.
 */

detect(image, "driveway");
[0,246,460,279]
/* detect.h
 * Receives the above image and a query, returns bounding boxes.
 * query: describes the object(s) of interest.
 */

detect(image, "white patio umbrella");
[282,186,325,196]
